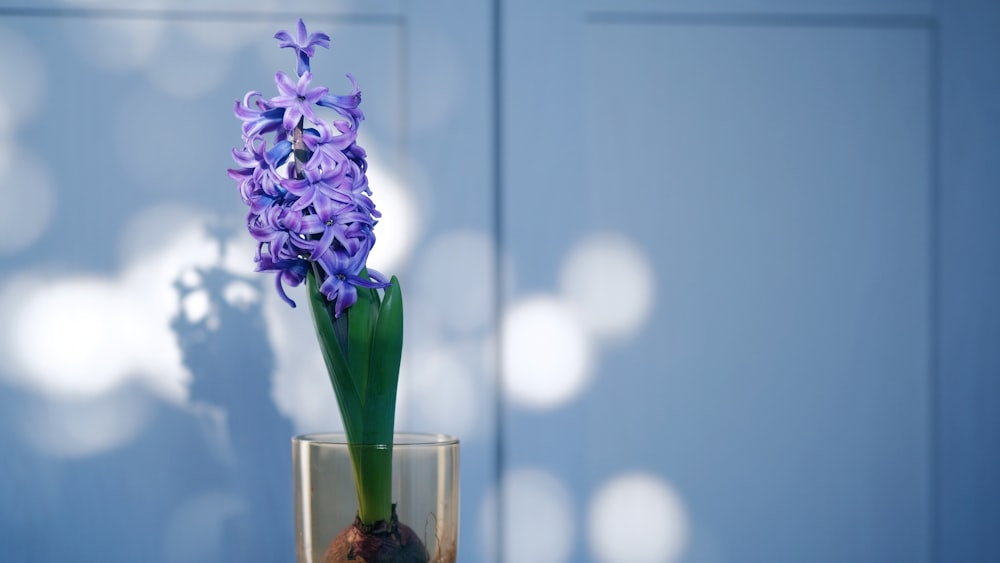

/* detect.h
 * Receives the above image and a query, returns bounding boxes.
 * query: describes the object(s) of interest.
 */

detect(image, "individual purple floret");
[273,18,331,77]
[229,19,386,314]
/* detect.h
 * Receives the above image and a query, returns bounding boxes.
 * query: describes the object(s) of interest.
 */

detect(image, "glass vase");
[293,433,459,563]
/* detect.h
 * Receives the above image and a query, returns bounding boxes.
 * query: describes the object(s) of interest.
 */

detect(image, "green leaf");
[346,279,376,403]
[306,269,362,441]
[306,270,402,525]
[365,275,404,443]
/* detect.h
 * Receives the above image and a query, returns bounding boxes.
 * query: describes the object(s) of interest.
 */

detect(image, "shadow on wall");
[0,262,294,563]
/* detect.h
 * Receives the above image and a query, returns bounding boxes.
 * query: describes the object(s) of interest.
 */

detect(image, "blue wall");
[0,1,997,562]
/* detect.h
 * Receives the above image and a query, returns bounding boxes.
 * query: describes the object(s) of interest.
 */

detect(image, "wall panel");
[501,3,933,561]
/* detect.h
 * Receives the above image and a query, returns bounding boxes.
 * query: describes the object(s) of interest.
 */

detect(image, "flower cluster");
[228,19,387,316]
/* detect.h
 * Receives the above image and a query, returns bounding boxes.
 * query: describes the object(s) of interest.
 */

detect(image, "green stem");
[306,270,404,526]
[349,443,393,523]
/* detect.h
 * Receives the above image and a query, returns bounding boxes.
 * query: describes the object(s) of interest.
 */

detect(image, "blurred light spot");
[222,234,259,278]
[588,472,688,563]
[178,267,202,288]
[223,280,259,310]
[117,205,215,265]
[559,232,655,341]
[365,165,419,275]
[182,289,211,323]
[0,146,55,254]
[179,18,270,56]
[481,467,575,563]
[502,296,593,409]
[10,276,138,396]
[63,16,164,71]
[0,25,46,130]
[264,288,343,433]
[163,491,248,563]
[146,28,228,98]
[413,230,498,333]
[0,205,220,403]
[404,347,477,437]
[22,386,154,459]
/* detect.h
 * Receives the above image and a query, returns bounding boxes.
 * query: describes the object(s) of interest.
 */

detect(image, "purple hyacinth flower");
[234,92,285,140]
[284,165,349,214]
[274,19,331,76]
[315,244,386,318]
[303,120,355,171]
[317,74,365,124]
[230,20,388,312]
[271,71,327,133]
[256,255,310,307]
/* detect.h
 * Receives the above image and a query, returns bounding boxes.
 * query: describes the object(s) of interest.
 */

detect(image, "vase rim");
[292,432,459,447]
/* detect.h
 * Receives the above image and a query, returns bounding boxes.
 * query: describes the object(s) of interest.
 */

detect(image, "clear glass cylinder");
[293,433,459,563]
